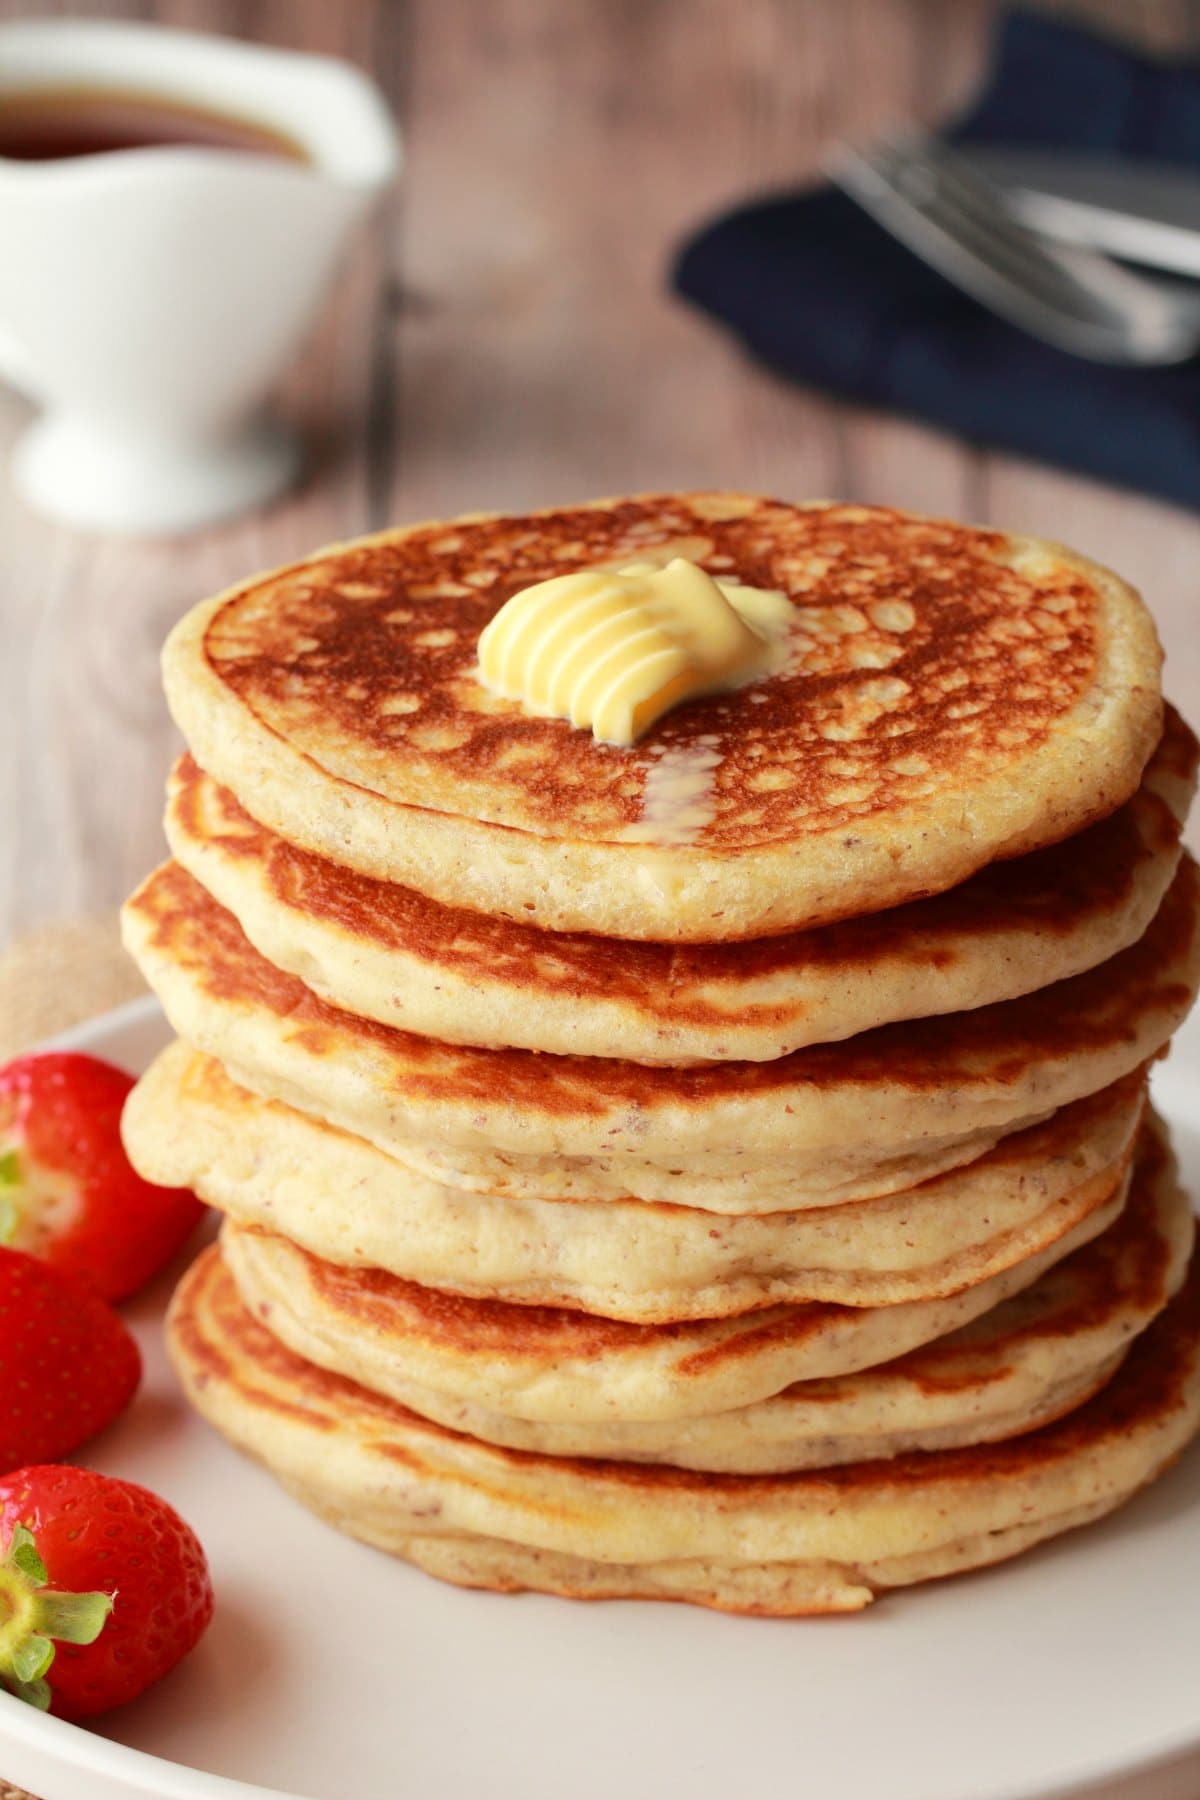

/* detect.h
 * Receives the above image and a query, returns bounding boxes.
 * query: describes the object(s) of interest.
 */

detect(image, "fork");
[828,131,1200,365]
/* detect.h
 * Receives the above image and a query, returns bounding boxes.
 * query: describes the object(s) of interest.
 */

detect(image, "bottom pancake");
[167,1244,1200,1616]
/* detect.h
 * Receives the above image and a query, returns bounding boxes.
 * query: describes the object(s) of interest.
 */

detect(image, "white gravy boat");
[0,20,400,533]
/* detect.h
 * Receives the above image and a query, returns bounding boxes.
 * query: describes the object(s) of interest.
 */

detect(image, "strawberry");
[0,1053,205,1302]
[0,1466,213,1717]
[0,1251,140,1469]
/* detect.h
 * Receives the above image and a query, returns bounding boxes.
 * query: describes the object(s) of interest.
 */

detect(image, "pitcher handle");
[0,324,42,399]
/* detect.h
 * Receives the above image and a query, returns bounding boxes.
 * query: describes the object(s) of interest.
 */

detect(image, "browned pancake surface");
[891,1123,1179,1393]
[168,704,1196,1030]
[228,1118,1163,1371]
[126,856,1200,1116]
[201,497,1134,847]
[173,1244,1200,1498]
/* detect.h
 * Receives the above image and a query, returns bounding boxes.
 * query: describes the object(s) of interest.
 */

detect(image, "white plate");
[2,995,1200,1800]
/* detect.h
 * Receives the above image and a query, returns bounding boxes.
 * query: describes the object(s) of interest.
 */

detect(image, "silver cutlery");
[828,131,1200,365]
[963,148,1200,279]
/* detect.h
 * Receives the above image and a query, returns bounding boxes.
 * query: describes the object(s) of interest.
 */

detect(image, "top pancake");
[162,494,1163,941]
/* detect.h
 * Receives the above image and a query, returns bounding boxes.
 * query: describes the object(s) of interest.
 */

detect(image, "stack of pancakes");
[121,494,1200,1615]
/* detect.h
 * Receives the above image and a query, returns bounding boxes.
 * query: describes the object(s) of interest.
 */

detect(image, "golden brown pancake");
[162,704,1196,1063]
[120,858,1200,1199]
[124,1044,1147,1322]
[211,1188,1122,1425]
[211,1151,1128,1425]
[166,1242,1200,1614]
[214,1121,1194,1471]
[161,496,1163,941]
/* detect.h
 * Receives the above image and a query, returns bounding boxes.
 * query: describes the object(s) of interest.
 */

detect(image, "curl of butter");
[476,558,791,746]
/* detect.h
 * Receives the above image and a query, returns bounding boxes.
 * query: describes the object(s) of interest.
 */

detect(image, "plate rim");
[36,992,164,1055]
[0,1687,302,1800]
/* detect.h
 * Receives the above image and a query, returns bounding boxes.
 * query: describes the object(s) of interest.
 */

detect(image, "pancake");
[217,1163,1128,1424]
[213,1123,1194,1471]
[124,1045,1147,1322]
[163,703,1196,1064]
[391,1121,1019,1211]
[160,495,1163,942]
[167,1244,1200,1614]
[120,858,1200,1204]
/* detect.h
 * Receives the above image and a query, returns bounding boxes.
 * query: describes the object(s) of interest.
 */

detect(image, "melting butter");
[476,558,791,746]
[620,741,723,847]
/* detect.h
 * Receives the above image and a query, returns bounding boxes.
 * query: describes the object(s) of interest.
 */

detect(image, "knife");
[962,148,1200,278]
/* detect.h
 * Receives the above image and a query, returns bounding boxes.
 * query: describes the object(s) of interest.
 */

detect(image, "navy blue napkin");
[672,11,1200,510]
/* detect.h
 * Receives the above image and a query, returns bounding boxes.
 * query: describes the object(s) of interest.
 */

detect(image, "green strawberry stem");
[0,1149,18,1246]
[0,1524,112,1711]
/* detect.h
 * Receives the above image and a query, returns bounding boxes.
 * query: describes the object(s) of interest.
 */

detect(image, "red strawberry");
[0,1053,205,1302]
[0,1251,140,1469]
[0,1466,213,1717]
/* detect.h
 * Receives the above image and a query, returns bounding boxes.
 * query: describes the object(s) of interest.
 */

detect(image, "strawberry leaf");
[0,1152,19,1247]
[7,1677,50,1712]
[37,1591,112,1646]
[6,1526,45,1587]
[0,1522,113,1711]
[10,1634,52,1684]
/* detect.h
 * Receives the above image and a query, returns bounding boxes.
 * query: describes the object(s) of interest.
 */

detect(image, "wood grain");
[2,0,1199,946]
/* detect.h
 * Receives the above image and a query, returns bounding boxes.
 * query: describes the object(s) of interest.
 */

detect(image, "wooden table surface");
[2,3,1200,1798]
[3,0,1200,948]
